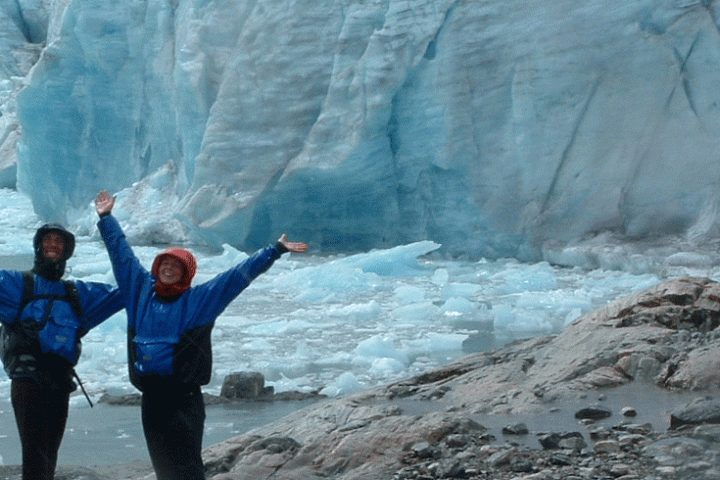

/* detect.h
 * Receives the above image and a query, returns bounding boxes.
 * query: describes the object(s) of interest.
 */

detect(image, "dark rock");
[550,453,572,465]
[670,396,720,430]
[220,371,267,399]
[588,426,612,440]
[575,404,612,420]
[486,448,514,467]
[478,433,496,443]
[593,439,620,453]
[559,433,586,451]
[510,457,534,472]
[97,393,141,406]
[434,459,463,478]
[272,390,326,401]
[248,436,301,453]
[410,442,435,459]
[444,434,471,448]
[502,422,529,435]
[536,431,585,451]
[537,432,561,450]
[620,406,637,417]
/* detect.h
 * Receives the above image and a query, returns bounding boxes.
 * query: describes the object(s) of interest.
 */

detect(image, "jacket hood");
[151,247,197,297]
[34,224,75,260]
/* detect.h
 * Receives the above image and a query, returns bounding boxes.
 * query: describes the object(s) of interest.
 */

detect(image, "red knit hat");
[151,247,197,297]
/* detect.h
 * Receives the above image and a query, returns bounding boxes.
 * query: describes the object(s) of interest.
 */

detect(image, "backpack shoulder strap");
[62,279,83,320]
[15,271,35,321]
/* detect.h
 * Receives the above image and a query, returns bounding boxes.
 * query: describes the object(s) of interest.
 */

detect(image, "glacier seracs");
[0,0,719,260]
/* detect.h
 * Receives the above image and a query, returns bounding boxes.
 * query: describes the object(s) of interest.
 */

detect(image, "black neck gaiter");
[31,257,66,282]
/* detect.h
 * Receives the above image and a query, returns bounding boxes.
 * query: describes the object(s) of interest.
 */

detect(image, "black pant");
[141,388,206,480]
[11,378,70,480]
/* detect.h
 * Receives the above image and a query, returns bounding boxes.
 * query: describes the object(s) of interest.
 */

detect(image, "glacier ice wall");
[1,0,720,259]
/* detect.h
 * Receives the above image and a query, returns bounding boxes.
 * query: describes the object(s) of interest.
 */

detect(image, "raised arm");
[95,191,154,322]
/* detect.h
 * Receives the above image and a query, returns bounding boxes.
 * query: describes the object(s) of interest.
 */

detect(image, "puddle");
[382,382,717,449]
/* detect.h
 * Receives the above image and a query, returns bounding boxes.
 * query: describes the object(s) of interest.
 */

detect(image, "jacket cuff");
[274,241,289,254]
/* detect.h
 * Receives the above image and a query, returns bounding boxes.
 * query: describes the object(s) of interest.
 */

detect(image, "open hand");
[95,190,116,216]
[278,234,309,253]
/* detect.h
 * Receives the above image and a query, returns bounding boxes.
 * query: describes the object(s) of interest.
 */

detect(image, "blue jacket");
[0,269,123,383]
[98,215,283,393]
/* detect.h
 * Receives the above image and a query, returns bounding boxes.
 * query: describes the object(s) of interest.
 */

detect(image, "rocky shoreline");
[3,276,720,480]
[391,415,720,480]
[198,276,720,480]
[387,393,720,480]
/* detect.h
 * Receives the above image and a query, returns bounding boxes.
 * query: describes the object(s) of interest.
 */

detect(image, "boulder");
[220,372,272,400]
[670,397,720,430]
[575,404,612,420]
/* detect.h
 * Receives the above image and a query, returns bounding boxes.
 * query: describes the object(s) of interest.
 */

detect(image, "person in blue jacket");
[94,190,308,480]
[0,223,123,480]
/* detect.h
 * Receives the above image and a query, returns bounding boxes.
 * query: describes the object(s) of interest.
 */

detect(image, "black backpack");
[0,271,83,379]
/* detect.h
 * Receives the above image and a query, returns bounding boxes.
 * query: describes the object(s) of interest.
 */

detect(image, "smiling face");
[41,233,66,261]
[157,256,185,285]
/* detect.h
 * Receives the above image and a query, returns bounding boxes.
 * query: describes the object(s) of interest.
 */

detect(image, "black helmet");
[33,224,75,261]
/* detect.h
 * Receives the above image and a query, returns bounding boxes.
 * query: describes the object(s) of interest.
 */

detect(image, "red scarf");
[154,280,190,298]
